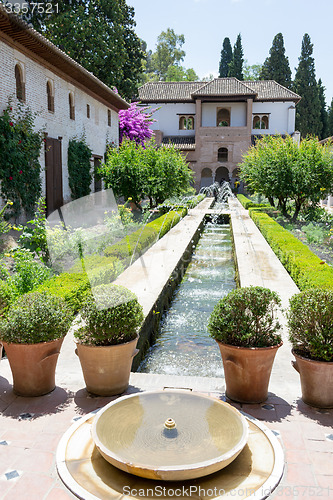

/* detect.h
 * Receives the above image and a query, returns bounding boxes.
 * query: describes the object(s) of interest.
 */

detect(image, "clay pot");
[216,341,282,403]
[292,350,333,408]
[2,338,64,397]
[76,336,139,396]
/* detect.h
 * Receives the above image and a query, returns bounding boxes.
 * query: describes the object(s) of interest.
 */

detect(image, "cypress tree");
[228,34,244,80]
[219,38,233,78]
[318,79,328,140]
[259,33,292,88]
[327,98,333,137]
[293,34,321,137]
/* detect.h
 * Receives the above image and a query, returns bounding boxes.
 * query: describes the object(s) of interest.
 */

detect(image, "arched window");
[15,64,25,102]
[46,81,54,112]
[179,115,194,130]
[253,114,269,129]
[69,93,75,120]
[218,147,228,162]
[187,116,194,130]
[217,108,230,127]
[179,116,186,129]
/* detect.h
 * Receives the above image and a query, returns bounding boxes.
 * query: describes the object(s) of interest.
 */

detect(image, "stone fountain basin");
[91,390,249,481]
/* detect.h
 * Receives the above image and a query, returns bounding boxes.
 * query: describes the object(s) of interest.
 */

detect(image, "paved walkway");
[0,198,332,499]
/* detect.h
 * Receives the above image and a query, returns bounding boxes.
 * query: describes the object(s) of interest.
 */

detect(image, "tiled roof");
[138,82,204,102]
[191,78,256,97]
[162,136,196,150]
[138,78,301,103]
[245,81,301,101]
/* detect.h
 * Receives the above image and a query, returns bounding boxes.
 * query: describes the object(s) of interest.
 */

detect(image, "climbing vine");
[0,104,43,218]
[68,137,92,200]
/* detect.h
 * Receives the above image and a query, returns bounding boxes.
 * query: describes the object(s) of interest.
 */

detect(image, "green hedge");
[237,194,271,210]
[158,194,205,213]
[34,272,91,313]
[249,209,333,290]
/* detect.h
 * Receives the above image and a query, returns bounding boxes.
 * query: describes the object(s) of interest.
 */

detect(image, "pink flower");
[18,140,21,144]
[9,176,13,180]
[19,170,22,174]
[9,122,13,127]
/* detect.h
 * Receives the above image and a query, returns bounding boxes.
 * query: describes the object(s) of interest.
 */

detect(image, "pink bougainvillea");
[119,102,156,146]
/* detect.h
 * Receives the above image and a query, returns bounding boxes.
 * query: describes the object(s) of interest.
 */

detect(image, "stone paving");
[0,198,332,500]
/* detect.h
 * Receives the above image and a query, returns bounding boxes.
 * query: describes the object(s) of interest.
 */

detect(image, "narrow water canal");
[138,220,235,377]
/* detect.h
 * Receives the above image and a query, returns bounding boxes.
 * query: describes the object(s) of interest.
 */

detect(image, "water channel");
[138,216,235,377]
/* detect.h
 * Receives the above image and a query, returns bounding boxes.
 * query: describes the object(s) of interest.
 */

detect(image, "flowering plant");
[119,102,156,146]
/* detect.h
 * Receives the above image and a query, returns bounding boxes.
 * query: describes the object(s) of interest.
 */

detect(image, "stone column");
[246,99,253,130]
[195,99,202,131]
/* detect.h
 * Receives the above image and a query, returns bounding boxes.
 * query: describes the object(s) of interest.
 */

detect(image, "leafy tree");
[327,98,333,137]
[228,34,244,80]
[166,66,198,82]
[243,60,262,81]
[21,0,143,100]
[68,138,92,200]
[150,28,185,80]
[101,140,194,208]
[318,79,328,140]
[219,38,233,78]
[240,135,333,221]
[293,34,322,137]
[259,33,292,88]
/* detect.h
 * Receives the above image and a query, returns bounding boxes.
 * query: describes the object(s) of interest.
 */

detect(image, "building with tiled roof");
[0,5,128,215]
[138,78,301,190]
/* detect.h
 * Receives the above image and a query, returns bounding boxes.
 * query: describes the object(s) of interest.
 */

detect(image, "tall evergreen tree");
[228,34,244,80]
[293,34,322,137]
[219,38,233,78]
[327,98,333,137]
[318,79,328,140]
[259,33,292,88]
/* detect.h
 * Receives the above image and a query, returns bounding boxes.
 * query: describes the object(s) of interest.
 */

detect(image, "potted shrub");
[0,292,73,396]
[74,284,144,396]
[287,289,333,408]
[208,286,282,403]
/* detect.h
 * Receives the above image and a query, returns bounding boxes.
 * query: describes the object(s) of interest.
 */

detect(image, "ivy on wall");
[0,104,43,218]
[68,137,92,200]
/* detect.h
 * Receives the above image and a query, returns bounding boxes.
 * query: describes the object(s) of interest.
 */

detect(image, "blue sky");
[129,0,333,105]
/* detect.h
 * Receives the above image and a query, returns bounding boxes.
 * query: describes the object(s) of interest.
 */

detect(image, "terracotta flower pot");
[2,338,64,397]
[216,341,282,403]
[292,350,333,408]
[76,336,139,396]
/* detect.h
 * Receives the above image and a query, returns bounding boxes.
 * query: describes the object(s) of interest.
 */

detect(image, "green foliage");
[237,194,272,211]
[243,61,262,81]
[71,254,124,287]
[74,284,144,346]
[17,198,49,261]
[317,79,328,140]
[287,289,333,362]
[101,140,194,208]
[0,291,73,344]
[219,37,233,78]
[293,34,322,138]
[259,33,292,88]
[0,104,43,218]
[327,98,333,137]
[228,34,244,80]
[0,200,13,234]
[240,135,333,221]
[249,209,333,290]
[301,222,327,244]
[208,286,282,348]
[150,28,185,81]
[35,272,91,313]
[24,0,143,100]
[68,138,92,200]
[165,65,198,82]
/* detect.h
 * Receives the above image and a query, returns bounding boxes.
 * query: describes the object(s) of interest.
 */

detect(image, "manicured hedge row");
[237,194,271,210]
[158,193,205,213]
[35,272,91,313]
[249,209,333,290]
[35,208,188,311]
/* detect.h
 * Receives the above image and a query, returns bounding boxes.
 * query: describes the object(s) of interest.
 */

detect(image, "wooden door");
[45,137,63,215]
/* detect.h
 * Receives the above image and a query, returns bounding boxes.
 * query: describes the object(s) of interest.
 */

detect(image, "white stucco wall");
[252,101,296,135]
[201,102,247,127]
[0,40,119,204]
[148,102,196,136]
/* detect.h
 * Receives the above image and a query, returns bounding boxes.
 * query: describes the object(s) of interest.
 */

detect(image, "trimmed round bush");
[75,284,144,346]
[287,289,333,362]
[0,292,73,344]
[208,286,282,348]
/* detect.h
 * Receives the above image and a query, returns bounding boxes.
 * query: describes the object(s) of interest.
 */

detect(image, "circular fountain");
[91,391,248,481]
[57,390,284,499]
